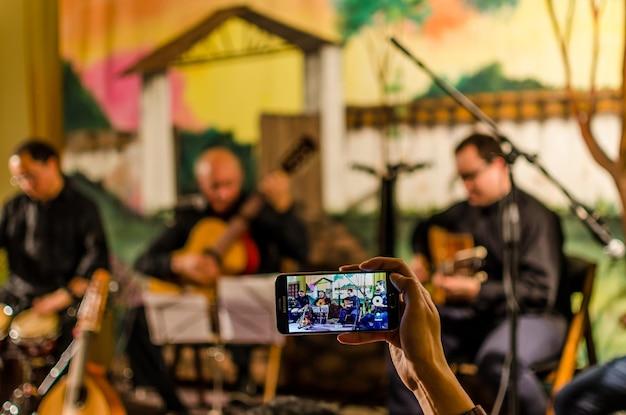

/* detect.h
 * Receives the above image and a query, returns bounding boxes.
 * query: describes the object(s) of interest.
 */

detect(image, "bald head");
[195,147,244,213]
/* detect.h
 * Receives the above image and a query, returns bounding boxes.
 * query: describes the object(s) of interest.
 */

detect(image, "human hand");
[336,257,474,415]
[171,253,221,285]
[432,273,481,302]
[32,289,73,315]
[410,254,430,283]
[68,276,89,298]
[259,171,293,213]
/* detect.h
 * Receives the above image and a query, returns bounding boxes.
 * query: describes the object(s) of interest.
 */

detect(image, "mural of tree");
[335,0,520,161]
[335,0,519,102]
[335,0,430,103]
[545,0,626,239]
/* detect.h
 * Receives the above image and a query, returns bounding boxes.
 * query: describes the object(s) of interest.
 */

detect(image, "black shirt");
[411,190,565,317]
[0,178,109,300]
[135,194,309,281]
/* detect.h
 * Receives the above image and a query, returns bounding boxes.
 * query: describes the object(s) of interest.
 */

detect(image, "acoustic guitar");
[427,226,488,304]
[148,135,317,303]
[178,135,317,276]
[37,269,125,415]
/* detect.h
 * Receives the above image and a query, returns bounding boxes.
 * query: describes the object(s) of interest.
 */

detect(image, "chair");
[449,257,597,414]
[543,257,597,414]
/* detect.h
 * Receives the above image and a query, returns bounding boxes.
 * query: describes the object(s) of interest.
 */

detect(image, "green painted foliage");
[63,61,111,132]
[466,0,519,12]
[335,0,430,39]
[417,62,547,99]
[335,0,519,40]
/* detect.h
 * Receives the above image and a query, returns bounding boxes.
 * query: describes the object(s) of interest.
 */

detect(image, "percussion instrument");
[0,305,13,341]
[8,309,59,358]
[0,305,14,359]
[0,351,25,405]
[372,295,385,308]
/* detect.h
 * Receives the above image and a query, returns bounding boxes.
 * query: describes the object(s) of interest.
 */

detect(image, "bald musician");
[128,147,309,413]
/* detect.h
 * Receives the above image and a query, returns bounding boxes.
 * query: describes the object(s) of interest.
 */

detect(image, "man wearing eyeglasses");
[389,133,568,415]
[0,139,109,352]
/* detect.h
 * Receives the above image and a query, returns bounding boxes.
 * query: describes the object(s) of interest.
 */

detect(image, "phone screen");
[275,271,398,335]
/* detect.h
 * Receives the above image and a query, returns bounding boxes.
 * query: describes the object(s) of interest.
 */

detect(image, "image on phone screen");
[280,271,393,334]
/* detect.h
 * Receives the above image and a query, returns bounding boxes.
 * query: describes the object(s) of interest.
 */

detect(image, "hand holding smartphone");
[275,270,399,334]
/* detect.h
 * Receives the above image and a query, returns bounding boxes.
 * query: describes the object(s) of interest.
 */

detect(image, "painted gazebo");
[124,5,344,212]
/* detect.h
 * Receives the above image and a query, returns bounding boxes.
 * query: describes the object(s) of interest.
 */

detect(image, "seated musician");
[0,140,109,356]
[338,288,359,324]
[129,147,308,411]
[314,291,330,306]
[290,290,310,322]
[392,133,567,415]
[296,290,310,309]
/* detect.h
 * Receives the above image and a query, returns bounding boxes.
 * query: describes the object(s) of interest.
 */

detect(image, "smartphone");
[275,270,399,335]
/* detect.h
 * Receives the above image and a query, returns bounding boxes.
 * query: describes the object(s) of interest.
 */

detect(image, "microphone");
[572,203,625,259]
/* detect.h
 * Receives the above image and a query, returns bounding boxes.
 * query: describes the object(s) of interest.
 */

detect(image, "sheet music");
[143,292,216,344]
[218,275,284,345]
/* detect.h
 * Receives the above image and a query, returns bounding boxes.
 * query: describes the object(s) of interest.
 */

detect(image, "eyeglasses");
[458,163,491,182]
[9,173,36,187]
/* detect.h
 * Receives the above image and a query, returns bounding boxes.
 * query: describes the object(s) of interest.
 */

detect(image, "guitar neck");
[62,331,93,414]
[212,194,264,257]
[208,135,316,260]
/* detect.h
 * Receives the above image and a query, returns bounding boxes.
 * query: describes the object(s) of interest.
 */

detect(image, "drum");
[372,295,385,307]
[0,303,13,353]
[0,351,26,405]
[8,310,59,358]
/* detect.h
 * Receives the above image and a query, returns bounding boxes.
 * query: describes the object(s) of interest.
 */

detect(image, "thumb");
[389,272,420,297]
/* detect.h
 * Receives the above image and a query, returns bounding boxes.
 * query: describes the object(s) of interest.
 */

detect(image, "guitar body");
[38,373,124,415]
[427,226,480,305]
[177,217,248,275]
[36,270,125,415]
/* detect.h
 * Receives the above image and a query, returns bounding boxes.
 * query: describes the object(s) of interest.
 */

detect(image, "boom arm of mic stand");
[389,36,624,258]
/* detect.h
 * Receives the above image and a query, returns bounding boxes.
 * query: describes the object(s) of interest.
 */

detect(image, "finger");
[358,257,413,277]
[415,279,438,314]
[389,272,420,298]
[339,264,361,272]
[337,332,390,345]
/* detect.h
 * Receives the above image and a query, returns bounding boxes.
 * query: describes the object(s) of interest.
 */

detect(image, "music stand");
[217,275,285,403]
[143,292,217,345]
[217,275,284,346]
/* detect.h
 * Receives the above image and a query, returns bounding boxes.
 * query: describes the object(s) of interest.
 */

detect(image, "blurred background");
[1,0,625,412]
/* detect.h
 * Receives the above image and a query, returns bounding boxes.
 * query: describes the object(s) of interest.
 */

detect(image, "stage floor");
[123,386,387,414]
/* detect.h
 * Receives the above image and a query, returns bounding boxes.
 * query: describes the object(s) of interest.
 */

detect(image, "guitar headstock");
[76,269,110,333]
[280,135,317,175]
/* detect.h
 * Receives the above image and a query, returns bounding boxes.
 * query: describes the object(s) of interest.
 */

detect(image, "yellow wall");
[0,1,61,201]
[0,1,30,201]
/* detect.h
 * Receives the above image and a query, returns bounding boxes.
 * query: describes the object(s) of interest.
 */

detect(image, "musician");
[396,133,567,415]
[554,356,626,414]
[338,288,359,324]
[129,147,308,411]
[295,290,310,309]
[290,290,310,322]
[0,140,109,354]
[314,291,330,306]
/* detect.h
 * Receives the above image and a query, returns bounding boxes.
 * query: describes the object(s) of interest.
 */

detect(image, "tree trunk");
[614,173,626,241]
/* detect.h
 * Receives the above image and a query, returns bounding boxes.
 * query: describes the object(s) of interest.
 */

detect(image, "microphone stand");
[389,36,625,414]
[352,162,431,256]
